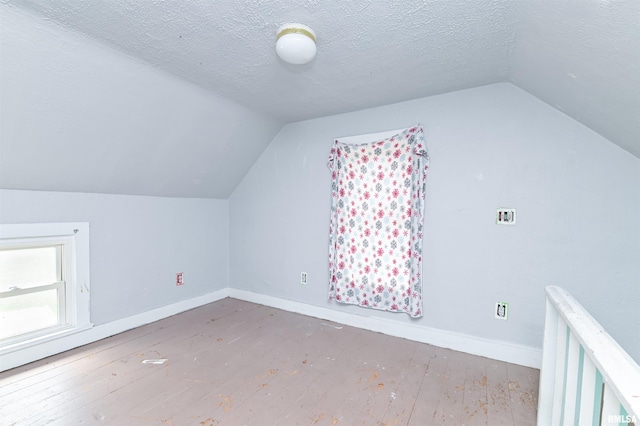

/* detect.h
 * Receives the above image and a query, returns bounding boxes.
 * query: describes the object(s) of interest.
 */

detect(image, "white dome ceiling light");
[276,23,316,65]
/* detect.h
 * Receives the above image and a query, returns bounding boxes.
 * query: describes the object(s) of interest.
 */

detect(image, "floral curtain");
[327,125,429,317]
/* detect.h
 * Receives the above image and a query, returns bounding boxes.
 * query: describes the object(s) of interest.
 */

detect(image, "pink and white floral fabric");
[327,125,429,318]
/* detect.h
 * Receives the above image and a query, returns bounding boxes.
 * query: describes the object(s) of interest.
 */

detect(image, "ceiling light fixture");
[276,23,316,65]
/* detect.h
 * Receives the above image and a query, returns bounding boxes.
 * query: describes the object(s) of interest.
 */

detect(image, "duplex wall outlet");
[300,272,308,285]
[496,208,516,225]
[176,272,184,286]
[495,302,509,320]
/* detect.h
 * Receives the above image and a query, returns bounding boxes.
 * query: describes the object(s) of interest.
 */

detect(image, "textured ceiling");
[1,0,639,199]
[3,0,518,121]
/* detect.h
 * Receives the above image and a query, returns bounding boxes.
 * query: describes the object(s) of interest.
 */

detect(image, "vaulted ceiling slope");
[1,1,638,198]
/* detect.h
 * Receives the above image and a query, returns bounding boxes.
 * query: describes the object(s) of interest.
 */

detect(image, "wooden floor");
[0,298,539,425]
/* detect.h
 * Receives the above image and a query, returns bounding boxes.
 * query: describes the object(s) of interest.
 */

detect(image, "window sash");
[0,242,69,345]
[0,281,64,298]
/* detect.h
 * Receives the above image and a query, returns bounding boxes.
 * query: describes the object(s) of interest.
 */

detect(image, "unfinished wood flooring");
[0,298,539,425]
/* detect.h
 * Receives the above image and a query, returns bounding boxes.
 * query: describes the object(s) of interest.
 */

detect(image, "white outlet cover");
[495,302,509,320]
[496,208,516,225]
[301,272,308,285]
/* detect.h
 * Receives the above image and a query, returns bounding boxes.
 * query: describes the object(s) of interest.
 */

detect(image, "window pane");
[0,247,59,291]
[0,289,59,340]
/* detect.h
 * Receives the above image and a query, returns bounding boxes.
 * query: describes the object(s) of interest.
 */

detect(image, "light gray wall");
[0,189,228,325]
[229,83,640,363]
[0,5,282,199]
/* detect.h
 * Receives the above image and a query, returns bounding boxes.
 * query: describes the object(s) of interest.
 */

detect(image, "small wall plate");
[496,208,516,225]
[495,302,509,320]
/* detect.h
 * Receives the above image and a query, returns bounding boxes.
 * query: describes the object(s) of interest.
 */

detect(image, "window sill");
[0,323,93,356]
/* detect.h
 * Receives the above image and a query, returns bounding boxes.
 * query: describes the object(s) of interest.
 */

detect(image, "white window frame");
[0,222,91,355]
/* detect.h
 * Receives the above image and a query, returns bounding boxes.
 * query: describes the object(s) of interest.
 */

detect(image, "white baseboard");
[0,288,230,372]
[1,287,541,372]
[228,289,542,369]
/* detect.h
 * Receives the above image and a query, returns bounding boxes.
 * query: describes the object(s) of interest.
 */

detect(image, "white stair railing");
[537,286,640,426]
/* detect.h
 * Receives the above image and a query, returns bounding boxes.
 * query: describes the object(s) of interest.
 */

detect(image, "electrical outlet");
[496,208,516,225]
[300,272,308,285]
[495,302,508,320]
[176,272,184,286]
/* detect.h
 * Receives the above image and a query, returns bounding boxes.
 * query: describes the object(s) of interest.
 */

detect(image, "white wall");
[0,189,228,325]
[229,83,640,364]
[0,5,282,199]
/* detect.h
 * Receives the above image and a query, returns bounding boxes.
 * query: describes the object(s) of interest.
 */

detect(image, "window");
[0,223,91,352]
[327,125,429,317]
[0,244,66,340]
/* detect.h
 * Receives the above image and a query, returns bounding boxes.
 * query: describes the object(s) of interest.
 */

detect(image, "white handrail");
[538,286,640,425]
